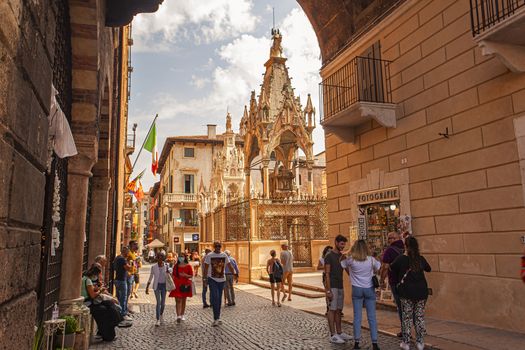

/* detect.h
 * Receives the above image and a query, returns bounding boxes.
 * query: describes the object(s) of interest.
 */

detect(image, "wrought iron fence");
[225,200,250,241]
[470,0,525,35]
[320,56,393,123]
[214,207,224,242]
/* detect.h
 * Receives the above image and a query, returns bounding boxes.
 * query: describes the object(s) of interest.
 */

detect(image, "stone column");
[244,168,251,198]
[262,159,270,199]
[308,169,314,196]
[87,177,111,264]
[59,154,95,309]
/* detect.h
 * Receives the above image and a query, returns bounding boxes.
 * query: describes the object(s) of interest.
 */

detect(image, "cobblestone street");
[90,270,403,350]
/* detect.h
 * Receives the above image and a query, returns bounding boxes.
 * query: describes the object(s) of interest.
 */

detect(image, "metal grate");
[470,0,525,35]
[225,201,250,241]
[319,56,392,123]
[37,0,71,322]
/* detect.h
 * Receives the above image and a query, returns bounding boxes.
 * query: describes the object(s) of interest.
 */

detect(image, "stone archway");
[297,0,404,63]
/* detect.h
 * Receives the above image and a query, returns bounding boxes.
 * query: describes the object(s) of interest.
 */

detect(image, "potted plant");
[57,316,78,348]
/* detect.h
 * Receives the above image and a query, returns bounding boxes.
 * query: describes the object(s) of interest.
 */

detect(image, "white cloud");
[130,6,324,187]
[133,0,260,52]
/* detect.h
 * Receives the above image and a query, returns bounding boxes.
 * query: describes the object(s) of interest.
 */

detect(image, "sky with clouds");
[129,0,323,189]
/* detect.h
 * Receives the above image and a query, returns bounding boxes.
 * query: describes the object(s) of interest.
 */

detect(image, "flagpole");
[131,114,158,172]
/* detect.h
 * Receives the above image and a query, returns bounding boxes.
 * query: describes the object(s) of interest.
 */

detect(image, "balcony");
[470,0,525,72]
[320,56,397,143]
[163,192,198,205]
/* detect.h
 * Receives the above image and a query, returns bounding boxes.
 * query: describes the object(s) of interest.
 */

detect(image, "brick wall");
[0,0,56,348]
[323,0,525,332]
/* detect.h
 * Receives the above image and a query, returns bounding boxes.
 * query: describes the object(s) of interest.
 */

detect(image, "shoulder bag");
[165,265,176,292]
[371,258,380,289]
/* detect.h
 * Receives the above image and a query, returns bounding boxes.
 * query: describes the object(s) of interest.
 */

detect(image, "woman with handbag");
[169,253,194,323]
[390,236,431,350]
[341,240,381,350]
[145,252,172,326]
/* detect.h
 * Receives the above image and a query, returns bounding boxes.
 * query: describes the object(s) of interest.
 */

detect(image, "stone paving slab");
[90,281,404,350]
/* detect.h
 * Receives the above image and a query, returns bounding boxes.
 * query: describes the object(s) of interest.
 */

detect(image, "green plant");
[32,324,44,350]
[60,316,79,335]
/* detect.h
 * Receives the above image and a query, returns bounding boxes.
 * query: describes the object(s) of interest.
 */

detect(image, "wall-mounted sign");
[357,187,399,205]
[192,234,200,242]
[174,236,180,243]
[184,233,198,242]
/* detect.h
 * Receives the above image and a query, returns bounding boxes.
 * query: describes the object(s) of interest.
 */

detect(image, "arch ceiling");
[297,0,405,64]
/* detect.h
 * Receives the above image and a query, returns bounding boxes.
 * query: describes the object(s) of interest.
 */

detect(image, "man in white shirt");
[203,241,238,326]
[280,243,294,302]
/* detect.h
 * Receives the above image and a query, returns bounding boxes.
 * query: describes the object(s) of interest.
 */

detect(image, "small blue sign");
[192,234,200,241]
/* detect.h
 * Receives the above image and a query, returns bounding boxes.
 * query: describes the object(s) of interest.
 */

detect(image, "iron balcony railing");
[319,56,393,123]
[470,0,525,35]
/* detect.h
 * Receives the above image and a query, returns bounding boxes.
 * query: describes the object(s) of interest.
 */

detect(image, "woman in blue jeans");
[146,253,171,326]
[341,240,381,350]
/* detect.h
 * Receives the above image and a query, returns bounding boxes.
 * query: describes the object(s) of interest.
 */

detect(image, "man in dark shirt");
[324,234,352,344]
[380,231,405,337]
[113,246,131,318]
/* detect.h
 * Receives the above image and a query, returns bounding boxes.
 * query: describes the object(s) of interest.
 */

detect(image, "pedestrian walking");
[169,253,194,323]
[127,240,141,300]
[201,248,212,308]
[113,246,132,320]
[266,250,284,307]
[390,236,431,350]
[324,235,352,344]
[379,231,405,337]
[280,243,294,302]
[341,240,381,350]
[203,241,238,326]
[318,245,333,315]
[224,250,240,306]
[145,252,170,326]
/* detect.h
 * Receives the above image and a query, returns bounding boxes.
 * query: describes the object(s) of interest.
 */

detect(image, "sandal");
[277,302,281,307]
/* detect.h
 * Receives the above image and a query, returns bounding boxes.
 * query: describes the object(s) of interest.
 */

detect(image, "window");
[144,210,147,219]
[184,147,195,158]
[184,174,194,193]
[180,209,198,226]
[299,174,302,186]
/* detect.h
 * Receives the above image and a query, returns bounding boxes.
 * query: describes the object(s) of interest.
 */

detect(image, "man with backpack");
[380,231,405,338]
[266,250,284,307]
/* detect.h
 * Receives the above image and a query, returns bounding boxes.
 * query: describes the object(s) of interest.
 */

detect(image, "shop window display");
[361,202,400,257]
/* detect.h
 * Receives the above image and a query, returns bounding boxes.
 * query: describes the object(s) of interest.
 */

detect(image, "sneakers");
[203,304,210,308]
[155,320,160,327]
[117,320,132,328]
[338,332,352,341]
[217,319,222,325]
[353,341,361,349]
[176,316,181,323]
[400,342,410,350]
[211,320,219,327]
[123,315,133,321]
[416,342,425,350]
[330,334,345,344]
[181,315,186,321]
[160,315,165,325]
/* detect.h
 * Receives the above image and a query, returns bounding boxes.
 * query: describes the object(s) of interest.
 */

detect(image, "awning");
[146,239,165,248]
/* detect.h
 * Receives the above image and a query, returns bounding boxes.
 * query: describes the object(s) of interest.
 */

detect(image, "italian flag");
[144,121,158,176]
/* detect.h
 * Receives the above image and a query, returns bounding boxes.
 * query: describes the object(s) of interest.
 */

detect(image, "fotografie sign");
[357,187,399,205]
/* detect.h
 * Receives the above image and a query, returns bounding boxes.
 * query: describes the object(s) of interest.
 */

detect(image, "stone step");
[251,280,325,298]
[260,275,325,293]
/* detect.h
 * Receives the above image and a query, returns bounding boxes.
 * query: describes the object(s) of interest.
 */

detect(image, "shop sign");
[192,233,200,241]
[357,207,367,239]
[173,236,180,243]
[357,187,399,205]
[184,233,198,242]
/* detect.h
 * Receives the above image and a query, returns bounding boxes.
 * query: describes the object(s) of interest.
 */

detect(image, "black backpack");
[273,260,283,279]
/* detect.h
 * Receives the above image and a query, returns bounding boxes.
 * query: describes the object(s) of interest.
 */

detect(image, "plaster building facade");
[0,1,162,348]
[300,0,525,333]
[156,123,244,254]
